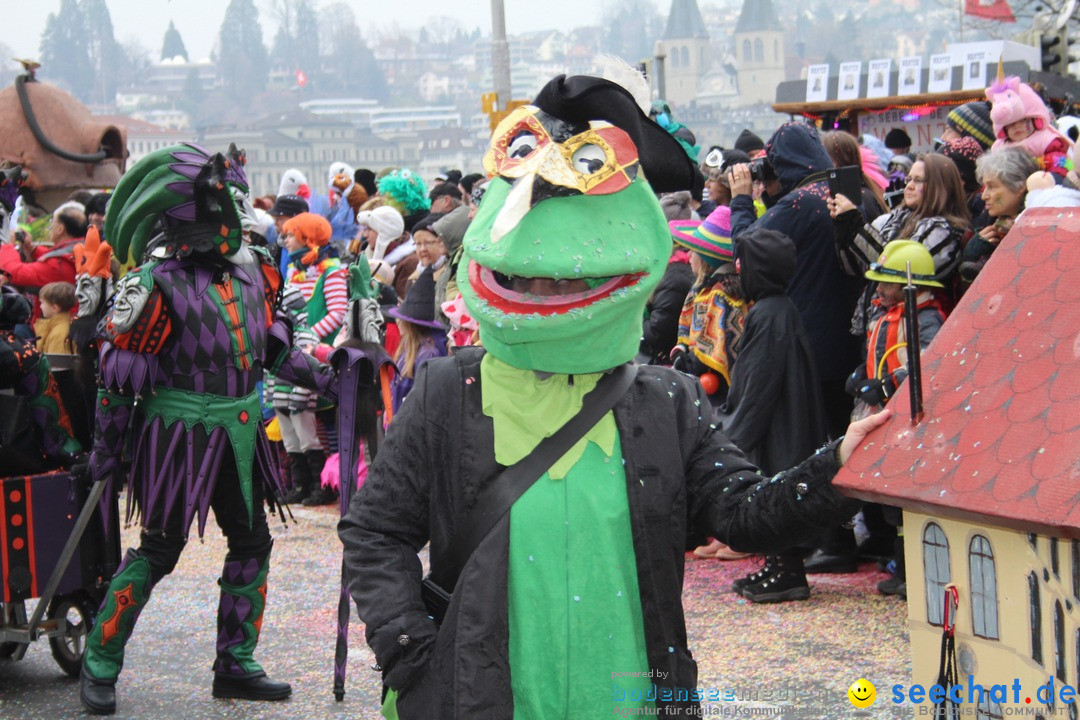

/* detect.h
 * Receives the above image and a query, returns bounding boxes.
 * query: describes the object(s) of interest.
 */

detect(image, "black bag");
[421,363,637,624]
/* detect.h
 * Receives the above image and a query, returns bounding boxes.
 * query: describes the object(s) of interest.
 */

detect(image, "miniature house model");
[834,207,1080,720]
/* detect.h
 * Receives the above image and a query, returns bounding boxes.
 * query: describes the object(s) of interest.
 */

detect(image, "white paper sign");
[806,64,829,102]
[838,62,862,101]
[928,54,954,93]
[867,59,892,99]
[898,57,922,95]
[962,50,989,90]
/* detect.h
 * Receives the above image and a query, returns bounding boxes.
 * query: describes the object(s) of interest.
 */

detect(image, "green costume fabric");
[137,386,262,525]
[84,555,153,680]
[480,354,613,479]
[483,357,652,717]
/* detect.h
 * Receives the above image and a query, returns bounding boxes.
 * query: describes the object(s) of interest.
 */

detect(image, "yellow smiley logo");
[848,678,876,709]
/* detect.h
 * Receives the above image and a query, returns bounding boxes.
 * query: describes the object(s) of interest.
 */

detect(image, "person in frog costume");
[339,74,889,719]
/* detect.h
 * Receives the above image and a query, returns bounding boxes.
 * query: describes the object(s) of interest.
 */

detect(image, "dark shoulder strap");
[432,362,638,590]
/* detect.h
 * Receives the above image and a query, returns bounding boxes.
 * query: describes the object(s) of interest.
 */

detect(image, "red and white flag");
[964,0,1016,22]
[296,69,308,87]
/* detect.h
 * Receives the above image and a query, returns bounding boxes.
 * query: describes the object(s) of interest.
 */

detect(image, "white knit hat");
[356,205,406,280]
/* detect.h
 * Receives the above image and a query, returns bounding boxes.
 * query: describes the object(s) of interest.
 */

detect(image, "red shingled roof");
[833,207,1080,539]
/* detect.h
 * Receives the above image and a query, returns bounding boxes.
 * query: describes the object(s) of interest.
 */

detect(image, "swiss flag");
[296,69,308,87]
[964,0,1016,22]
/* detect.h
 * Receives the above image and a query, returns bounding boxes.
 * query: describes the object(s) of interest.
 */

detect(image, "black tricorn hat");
[531,75,699,194]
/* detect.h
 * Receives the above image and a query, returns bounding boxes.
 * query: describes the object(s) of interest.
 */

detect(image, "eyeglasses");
[905,176,926,186]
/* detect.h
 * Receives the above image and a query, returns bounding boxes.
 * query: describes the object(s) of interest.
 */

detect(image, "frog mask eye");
[484,106,639,199]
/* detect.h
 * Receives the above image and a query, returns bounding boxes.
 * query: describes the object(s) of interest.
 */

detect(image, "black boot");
[730,556,779,594]
[301,449,336,506]
[877,536,906,598]
[302,485,337,506]
[211,551,292,701]
[212,673,292,700]
[743,554,810,603]
[80,668,117,715]
[80,552,156,715]
[281,452,311,505]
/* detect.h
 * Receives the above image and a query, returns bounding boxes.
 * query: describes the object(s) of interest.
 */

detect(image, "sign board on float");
[857,106,953,154]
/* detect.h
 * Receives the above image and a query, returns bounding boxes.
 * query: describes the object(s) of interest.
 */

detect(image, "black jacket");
[730,124,863,384]
[640,258,694,364]
[339,348,856,718]
[717,229,828,474]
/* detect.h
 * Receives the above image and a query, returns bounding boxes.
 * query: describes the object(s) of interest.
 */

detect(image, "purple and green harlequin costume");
[79,144,334,714]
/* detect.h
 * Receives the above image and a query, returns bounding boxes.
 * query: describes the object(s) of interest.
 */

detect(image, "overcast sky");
[6,0,612,63]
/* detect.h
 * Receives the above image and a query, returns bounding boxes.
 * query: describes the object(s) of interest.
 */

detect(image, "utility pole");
[491,0,512,112]
[653,41,667,101]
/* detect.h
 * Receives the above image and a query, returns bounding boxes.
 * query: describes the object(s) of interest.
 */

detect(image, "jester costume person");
[339,74,884,718]
[78,144,335,715]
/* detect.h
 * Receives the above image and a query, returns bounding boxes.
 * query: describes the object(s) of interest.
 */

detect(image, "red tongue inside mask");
[468,260,644,316]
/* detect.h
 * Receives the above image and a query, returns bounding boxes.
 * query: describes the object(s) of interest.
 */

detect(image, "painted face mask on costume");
[458,104,671,374]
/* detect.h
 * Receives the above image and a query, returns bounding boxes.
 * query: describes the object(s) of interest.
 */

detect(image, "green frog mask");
[459,75,698,373]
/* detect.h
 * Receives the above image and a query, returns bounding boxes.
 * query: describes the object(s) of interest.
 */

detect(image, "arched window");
[774,39,780,63]
[1051,538,1060,577]
[969,535,999,639]
[681,46,689,67]
[1054,601,1065,681]
[923,523,951,625]
[1072,540,1079,601]
[671,48,680,68]
[1030,572,1043,665]
[754,39,764,63]
[976,699,1004,719]
[743,39,752,63]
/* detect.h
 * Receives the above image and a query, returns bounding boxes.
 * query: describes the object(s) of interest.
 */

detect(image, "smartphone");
[827,165,862,203]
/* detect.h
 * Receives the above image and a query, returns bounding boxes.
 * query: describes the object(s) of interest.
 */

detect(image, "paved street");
[1,500,912,719]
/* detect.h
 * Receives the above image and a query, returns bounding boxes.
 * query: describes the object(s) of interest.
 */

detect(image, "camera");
[748,157,775,183]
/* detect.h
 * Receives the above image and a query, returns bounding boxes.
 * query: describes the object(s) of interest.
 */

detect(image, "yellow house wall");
[904,511,1080,715]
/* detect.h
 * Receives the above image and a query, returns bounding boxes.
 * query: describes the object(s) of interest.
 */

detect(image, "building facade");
[656,0,712,109]
[734,0,785,106]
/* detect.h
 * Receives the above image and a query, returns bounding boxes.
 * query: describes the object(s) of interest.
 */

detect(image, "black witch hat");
[387,266,444,329]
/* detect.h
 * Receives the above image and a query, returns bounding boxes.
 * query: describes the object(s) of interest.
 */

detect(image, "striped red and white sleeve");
[310,268,349,340]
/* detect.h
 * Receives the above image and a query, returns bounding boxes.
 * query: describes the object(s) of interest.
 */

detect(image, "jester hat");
[104,143,250,269]
[459,74,699,373]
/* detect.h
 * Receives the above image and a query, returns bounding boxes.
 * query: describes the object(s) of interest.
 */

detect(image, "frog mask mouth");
[459,74,699,373]
[468,260,646,315]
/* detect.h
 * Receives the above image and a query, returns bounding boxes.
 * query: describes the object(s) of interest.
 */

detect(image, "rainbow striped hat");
[668,218,701,246]
[672,205,733,261]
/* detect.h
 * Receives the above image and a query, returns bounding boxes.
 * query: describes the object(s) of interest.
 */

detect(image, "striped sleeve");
[310,269,349,340]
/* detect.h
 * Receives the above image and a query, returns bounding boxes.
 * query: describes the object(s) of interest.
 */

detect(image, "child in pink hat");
[987,76,1074,177]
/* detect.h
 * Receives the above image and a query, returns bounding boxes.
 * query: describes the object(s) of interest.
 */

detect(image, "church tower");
[734,0,785,106]
[656,0,711,108]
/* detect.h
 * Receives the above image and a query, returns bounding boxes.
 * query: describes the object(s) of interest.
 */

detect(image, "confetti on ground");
[1,498,910,719]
